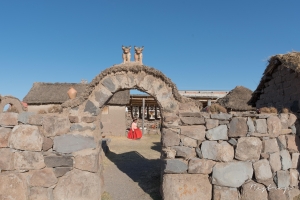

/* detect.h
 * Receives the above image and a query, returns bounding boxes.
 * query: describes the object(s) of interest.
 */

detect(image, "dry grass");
[281,107,289,113]
[207,104,227,113]
[48,105,63,113]
[38,109,47,114]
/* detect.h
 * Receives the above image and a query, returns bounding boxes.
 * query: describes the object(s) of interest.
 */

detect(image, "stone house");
[250,52,300,113]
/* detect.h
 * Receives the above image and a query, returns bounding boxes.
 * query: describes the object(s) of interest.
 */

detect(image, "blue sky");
[1,1,299,100]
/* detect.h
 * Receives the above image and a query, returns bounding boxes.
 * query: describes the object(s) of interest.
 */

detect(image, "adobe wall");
[256,67,300,112]
[101,105,127,136]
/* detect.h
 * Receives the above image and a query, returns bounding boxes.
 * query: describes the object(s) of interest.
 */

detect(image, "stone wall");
[256,67,300,112]
[101,105,127,136]
[161,110,300,200]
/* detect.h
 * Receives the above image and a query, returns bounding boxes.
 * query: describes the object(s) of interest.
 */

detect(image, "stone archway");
[0,95,26,113]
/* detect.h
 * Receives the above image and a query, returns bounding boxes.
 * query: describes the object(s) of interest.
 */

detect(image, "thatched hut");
[217,86,254,112]
[249,52,300,112]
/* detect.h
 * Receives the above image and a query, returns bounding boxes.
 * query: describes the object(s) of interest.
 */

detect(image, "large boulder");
[228,117,247,137]
[201,141,234,162]
[0,173,28,200]
[235,137,262,161]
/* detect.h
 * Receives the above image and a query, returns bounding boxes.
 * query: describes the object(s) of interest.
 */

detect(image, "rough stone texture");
[281,129,292,135]
[44,155,73,167]
[69,116,79,123]
[260,153,269,159]
[0,127,11,147]
[0,148,15,170]
[286,188,300,200]
[180,116,205,125]
[289,169,299,187]
[18,111,34,124]
[162,148,176,159]
[81,116,96,123]
[30,168,58,187]
[0,173,28,200]
[247,117,255,134]
[267,116,282,137]
[288,113,297,127]
[291,153,300,168]
[269,152,282,172]
[205,119,219,129]
[211,113,232,120]
[172,146,196,159]
[42,137,53,151]
[162,174,212,200]
[286,135,300,153]
[9,125,43,151]
[240,181,268,200]
[53,134,96,154]
[53,167,72,178]
[228,117,247,137]
[212,161,253,187]
[53,169,101,200]
[277,135,287,150]
[280,113,289,129]
[262,138,280,154]
[256,119,268,134]
[188,158,215,174]
[213,185,239,200]
[162,128,180,147]
[235,137,262,161]
[28,114,44,125]
[42,116,70,137]
[0,112,18,126]
[180,135,197,147]
[164,159,188,174]
[84,100,100,116]
[275,170,290,188]
[70,123,96,132]
[206,125,228,140]
[280,150,292,170]
[14,151,45,170]
[219,120,229,125]
[201,141,234,162]
[268,189,288,200]
[94,86,113,108]
[73,148,99,173]
[228,138,237,146]
[180,125,206,141]
[29,187,53,200]
[253,159,273,182]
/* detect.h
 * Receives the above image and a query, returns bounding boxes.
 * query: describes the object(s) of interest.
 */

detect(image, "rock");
[69,116,79,123]
[0,173,28,200]
[8,125,43,151]
[43,137,53,151]
[201,141,234,162]
[14,151,45,170]
[280,113,289,129]
[256,119,268,133]
[277,135,287,150]
[267,116,282,137]
[162,174,212,200]
[260,153,269,159]
[253,159,273,182]
[44,155,73,167]
[240,181,268,200]
[0,112,18,126]
[0,127,11,147]
[172,146,196,159]
[286,188,300,200]
[42,116,71,137]
[53,167,72,178]
[18,111,34,124]
[162,128,180,147]
[219,120,229,125]
[30,168,58,187]
[289,169,299,187]
[211,113,232,120]
[212,161,253,187]
[269,152,282,173]
[228,117,247,137]
[195,147,203,158]
[73,148,99,173]
[247,117,255,135]
[162,148,176,159]
[274,170,290,188]
[290,125,296,134]
[206,125,228,140]
[180,135,198,147]
[281,129,292,135]
[286,135,300,153]
[28,114,44,125]
[228,138,238,146]
[188,158,215,174]
[70,123,96,132]
[213,185,239,200]
[101,77,117,92]
[84,100,100,116]
[29,187,53,200]
[81,116,96,123]
[262,138,280,154]
[268,189,288,200]
[291,153,300,168]
[179,112,202,117]
[0,148,14,170]
[288,113,297,127]
[53,169,101,200]
[180,117,205,125]
[235,137,262,161]
[164,159,188,174]
[53,134,96,154]
[280,150,292,170]
[205,119,219,129]
[180,126,206,141]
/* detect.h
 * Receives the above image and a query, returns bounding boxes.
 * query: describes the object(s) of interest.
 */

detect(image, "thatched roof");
[217,86,254,111]
[249,52,300,105]
[23,83,88,104]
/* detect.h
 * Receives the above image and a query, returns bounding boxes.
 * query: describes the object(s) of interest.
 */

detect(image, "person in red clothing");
[127,118,142,140]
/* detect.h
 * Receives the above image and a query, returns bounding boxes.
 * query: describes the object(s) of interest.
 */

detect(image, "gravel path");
[103,135,162,200]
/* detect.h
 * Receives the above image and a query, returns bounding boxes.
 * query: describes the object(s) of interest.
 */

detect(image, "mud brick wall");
[161,110,300,200]
[256,67,300,112]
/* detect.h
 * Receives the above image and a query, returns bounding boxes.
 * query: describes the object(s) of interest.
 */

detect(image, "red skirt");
[127,128,142,139]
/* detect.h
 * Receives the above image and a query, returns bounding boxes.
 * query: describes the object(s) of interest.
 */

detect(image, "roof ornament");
[134,46,144,64]
[122,45,131,64]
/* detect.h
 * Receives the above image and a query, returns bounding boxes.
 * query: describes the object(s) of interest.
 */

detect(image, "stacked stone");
[0,108,102,200]
[162,110,300,200]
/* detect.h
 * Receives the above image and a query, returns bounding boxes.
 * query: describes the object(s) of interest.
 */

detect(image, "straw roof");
[249,52,300,105]
[23,83,88,104]
[217,86,254,111]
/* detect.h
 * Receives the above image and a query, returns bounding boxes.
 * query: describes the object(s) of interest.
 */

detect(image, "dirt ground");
[102,134,162,200]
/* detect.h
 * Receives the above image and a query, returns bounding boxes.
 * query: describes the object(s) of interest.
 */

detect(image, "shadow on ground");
[105,142,162,200]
